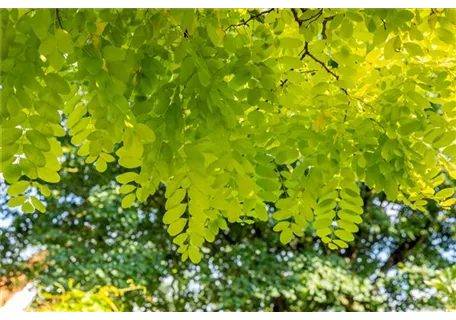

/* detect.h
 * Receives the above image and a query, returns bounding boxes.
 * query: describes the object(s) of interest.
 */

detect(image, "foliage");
[425,265,456,311]
[30,279,146,312]
[1,143,455,311]
[1,8,456,261]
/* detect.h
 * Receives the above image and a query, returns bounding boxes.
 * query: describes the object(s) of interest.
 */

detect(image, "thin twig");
[24,9,35,16]
[321,15,335,39]
[300,42,339,80]
[304,9,323,28]
[225,9,274,30]
[291,8,302,27]
[55,9,64,29]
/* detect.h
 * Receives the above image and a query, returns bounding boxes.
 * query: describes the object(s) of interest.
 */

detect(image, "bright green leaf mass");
[1,8,456,263]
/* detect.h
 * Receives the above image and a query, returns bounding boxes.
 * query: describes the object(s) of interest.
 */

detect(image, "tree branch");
[300,42,339,80]
[55,9,64,29]
[321,15,335,39]
[291,8,302,27]
[225,9,274,30]
[291,8,323,28]
[304,9,323,28]
[279,79,288,87]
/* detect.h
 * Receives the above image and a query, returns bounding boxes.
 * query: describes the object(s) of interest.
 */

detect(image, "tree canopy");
[1,8,456,265]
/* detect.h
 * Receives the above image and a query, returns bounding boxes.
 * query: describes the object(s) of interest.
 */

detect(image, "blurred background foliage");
[1,140,455,311]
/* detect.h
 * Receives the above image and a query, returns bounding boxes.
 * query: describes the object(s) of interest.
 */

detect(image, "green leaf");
[66,105,87,129]
[247,88,261,106]
[346,11,363,22]
[56,29,74,53]
[313,219,332,229]
[437,28,454,44]
[121,193,136,208]
[280,37,303,49]
[116,172,138,184]
[168,218,187,236]
[255,203,269,221]
[333,239,348,249]
[337,220,359,233]
[7,180,30,196]
[291,223,303,236]
[340,19,354,38]
[135,124,156,143]
[257,178,280,191]
[2,128,23,145]
[279,228,293,244]
[334,229,355,242]
[407,91,428,108]
[396,10,414,21]
[433,131,456,149]
[119,156,142,169]
[166,188,187,210]
[102,46,125,61]
[119,184,136,194]
[173,233,188,245]
[273,221,290,232]
[95,159,108,172]
[163,204,187,224]
[22,201,35,213]
[273,210,293,221]
[26,130,51,151]
[2,163,22,183]
[403,42,424,56]
[188,246,202,264]
[37,167,61,183]
[435,188,454,200]
[31,196,46,213]
[337,211,363,224]
[316,228,332,238]
[7,195,27,208]
[198,69,211,87]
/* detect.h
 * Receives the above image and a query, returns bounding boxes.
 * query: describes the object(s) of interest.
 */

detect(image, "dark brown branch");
[300,42,339,80]
[279,79,288,87]
[321,15,335,39]
[225,9,274,30]
[24,9,35,16]
[55,9,64,29]
[304,9,323,28]
[291,8,302,27]
[291,8,324,29]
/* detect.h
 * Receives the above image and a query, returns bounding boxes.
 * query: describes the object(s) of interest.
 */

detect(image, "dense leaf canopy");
[1,8,456,263]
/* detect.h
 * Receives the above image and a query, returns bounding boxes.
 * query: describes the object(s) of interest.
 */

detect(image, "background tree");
[1,142,455,311]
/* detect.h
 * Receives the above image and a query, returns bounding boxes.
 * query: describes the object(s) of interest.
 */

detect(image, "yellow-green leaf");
[7,196,27,208]
[168,218,187,236]
[121,193,136,208]
[116,172,138,184]
[435,188,455,200]
[31,196,46,213]
[7,180,30,196]
[37,167,61,183]
[163,204,187,224]
[280,228,293,244]
[188,246,202,264]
